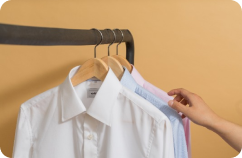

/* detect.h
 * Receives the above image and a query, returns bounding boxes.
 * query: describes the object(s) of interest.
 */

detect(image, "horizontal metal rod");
[0,23,135,64]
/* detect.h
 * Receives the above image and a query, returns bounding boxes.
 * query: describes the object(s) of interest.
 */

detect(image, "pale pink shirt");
[131,65,191,158]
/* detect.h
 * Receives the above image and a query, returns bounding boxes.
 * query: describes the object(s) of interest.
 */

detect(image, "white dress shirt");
[12,65,174,158]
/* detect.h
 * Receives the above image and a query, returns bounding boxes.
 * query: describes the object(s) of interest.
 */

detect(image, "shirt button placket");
[83,114,98,158]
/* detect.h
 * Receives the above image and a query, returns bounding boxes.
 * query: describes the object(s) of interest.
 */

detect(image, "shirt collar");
[59,65,122,126]
[130,64,146,87]
[120,67,138,92]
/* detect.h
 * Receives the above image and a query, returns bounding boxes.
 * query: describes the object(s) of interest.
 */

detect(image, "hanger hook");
[105,29,116,56]
[91,28,103,58]
[114,29,124,55]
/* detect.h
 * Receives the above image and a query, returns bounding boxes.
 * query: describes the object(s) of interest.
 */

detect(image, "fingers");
[174,95,189,106]
[168,88,193,118]
[174,94,183,102]
[180,98,188,105]
[181,114,186,119]
[167,88,192,100]
[168,100,189,116]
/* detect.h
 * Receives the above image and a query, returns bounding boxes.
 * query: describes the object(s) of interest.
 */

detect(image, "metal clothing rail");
[0,23,135,64]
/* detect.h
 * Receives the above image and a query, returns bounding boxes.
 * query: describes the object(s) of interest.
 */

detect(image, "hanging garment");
[131,65,191,158]
[120,67,188,158]
[12,65,175,158]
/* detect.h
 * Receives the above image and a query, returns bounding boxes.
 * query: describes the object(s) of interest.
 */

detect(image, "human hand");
[167,88,221,129]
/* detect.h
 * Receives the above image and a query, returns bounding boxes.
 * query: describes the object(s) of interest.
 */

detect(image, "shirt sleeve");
[149,119,175,158]
[12,106,33,158]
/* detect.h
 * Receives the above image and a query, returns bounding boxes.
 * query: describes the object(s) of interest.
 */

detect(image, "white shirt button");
[87,134,93,140]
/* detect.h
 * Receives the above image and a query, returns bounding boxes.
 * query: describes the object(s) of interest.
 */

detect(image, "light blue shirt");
[120,68,188,158]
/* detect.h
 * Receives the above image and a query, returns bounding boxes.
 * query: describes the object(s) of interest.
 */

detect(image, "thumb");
[168,100,188,115]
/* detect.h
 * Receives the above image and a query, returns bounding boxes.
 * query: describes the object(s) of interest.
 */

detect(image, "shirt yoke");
[20,86,59,110]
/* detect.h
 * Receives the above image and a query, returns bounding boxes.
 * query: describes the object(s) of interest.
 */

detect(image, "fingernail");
[168,100,173,106]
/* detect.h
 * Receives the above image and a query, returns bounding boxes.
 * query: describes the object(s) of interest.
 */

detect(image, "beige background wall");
[0,0,242,157]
